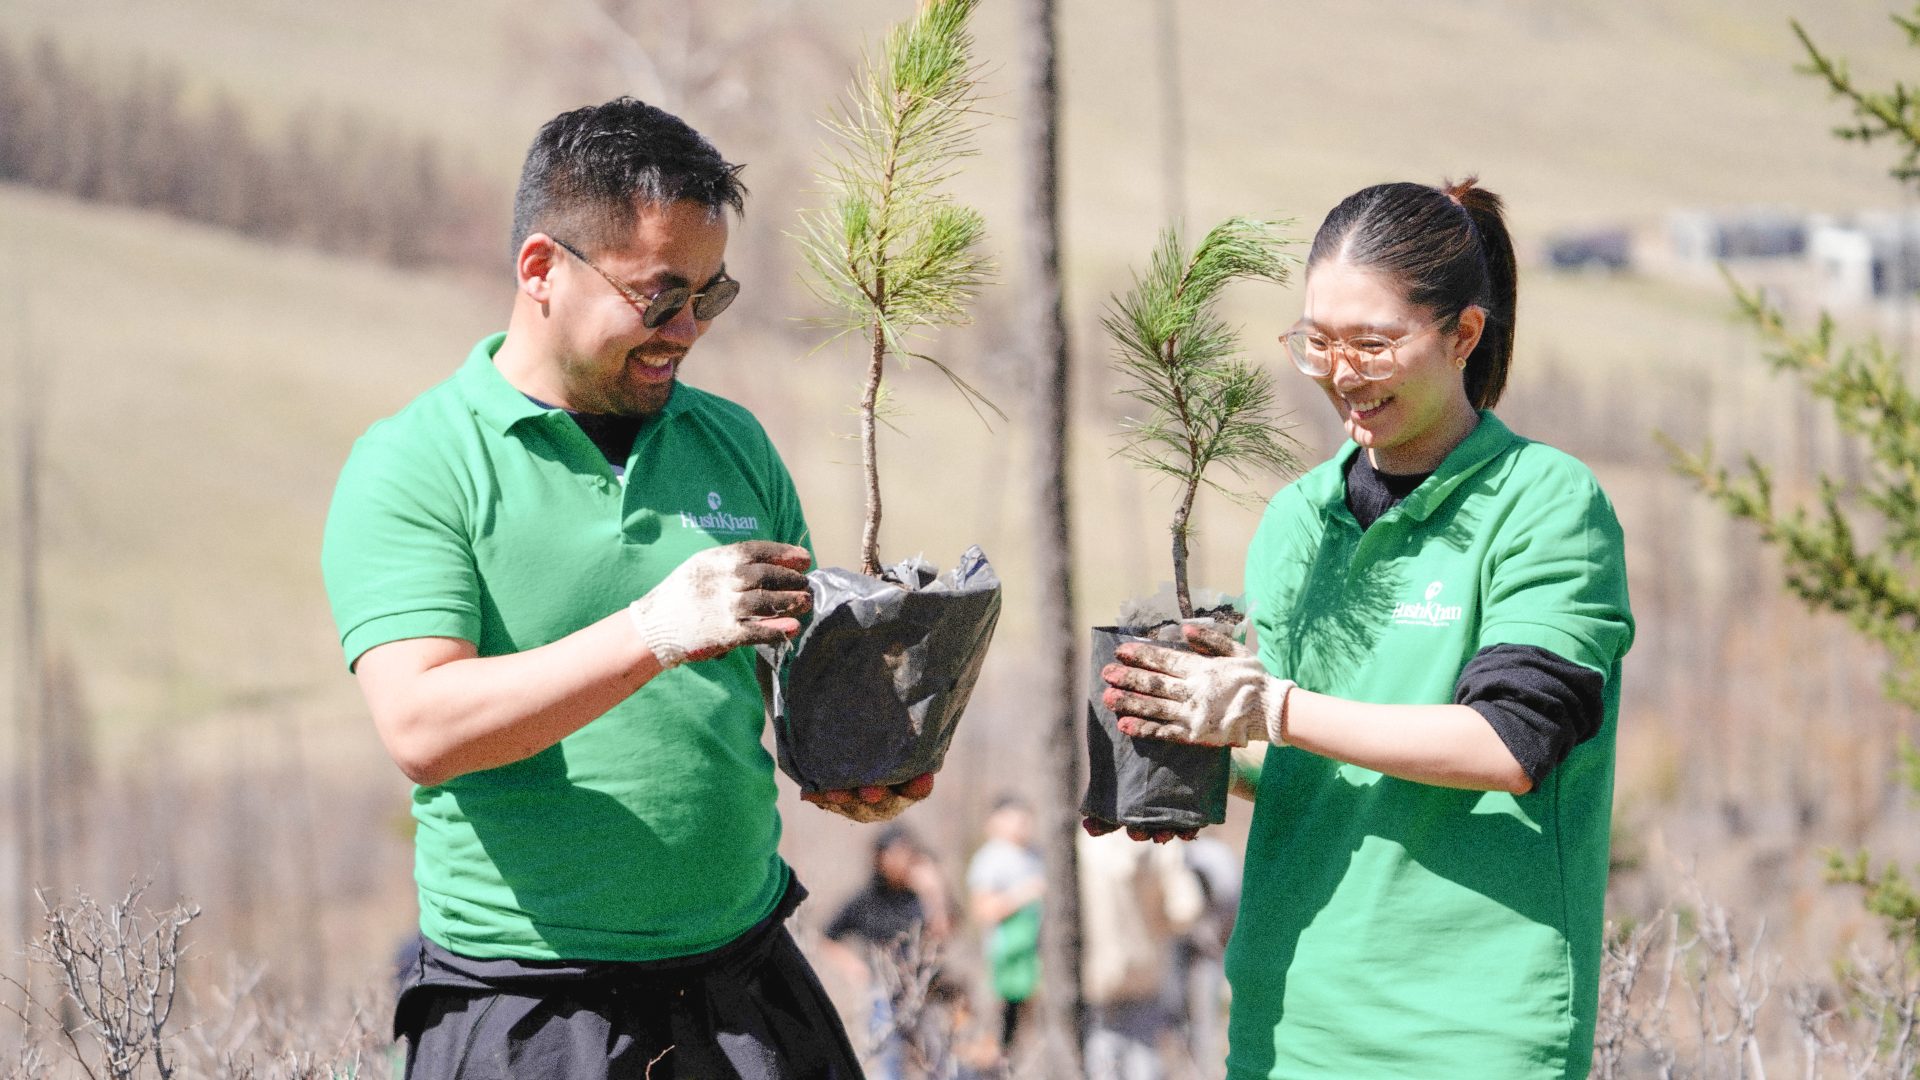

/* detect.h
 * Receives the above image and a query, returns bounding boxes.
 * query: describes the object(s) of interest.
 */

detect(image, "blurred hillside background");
[4,0,1920,1072]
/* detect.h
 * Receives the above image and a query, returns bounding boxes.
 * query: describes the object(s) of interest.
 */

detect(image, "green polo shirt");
[321,333,812,962]
[1228,412,1633,1080]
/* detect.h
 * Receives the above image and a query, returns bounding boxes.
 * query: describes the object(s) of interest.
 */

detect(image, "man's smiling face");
[545,199,731,418]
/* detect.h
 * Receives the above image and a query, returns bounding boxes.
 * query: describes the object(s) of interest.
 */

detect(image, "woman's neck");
[1368,404,1481,476]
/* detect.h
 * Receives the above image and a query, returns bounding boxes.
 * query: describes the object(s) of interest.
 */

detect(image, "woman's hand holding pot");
[1101,633,1294,749]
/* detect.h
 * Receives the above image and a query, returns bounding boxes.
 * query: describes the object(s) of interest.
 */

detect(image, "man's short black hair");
[510,97,746,259]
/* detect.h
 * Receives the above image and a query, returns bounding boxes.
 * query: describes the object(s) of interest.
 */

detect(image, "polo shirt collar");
[457,332,699,434]
[1324,410,1522,525]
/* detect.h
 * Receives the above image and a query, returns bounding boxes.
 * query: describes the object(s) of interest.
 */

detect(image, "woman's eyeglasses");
[1282,316,1447,381]
[551,236,741,329]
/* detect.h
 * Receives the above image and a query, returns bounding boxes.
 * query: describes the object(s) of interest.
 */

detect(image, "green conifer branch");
[1674,7,1920,975]
[1105,217,1303,618]
[795,0,994,577]
[1795,14,1920,183]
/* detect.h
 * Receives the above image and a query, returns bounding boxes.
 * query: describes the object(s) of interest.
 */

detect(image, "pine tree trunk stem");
[1172,477,1198,620]
[860,318,886,578]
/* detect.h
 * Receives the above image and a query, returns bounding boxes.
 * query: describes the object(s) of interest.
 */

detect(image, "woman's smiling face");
[1298,259,1485,475]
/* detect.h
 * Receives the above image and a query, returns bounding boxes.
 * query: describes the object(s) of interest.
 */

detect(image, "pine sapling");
[796,0,997,578]
[1106,217,1304,619]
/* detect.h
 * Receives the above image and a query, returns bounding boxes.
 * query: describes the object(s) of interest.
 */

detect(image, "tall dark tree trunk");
[1018,0,1083,1072]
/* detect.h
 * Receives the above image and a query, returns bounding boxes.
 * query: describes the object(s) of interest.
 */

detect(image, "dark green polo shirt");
[322,334,812,962]
[1228,412,1634,1079]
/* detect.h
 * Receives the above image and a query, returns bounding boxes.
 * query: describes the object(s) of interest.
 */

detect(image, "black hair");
[874,823,921,854]
[1306,177,1518,409]
[510,97,747,259]
[990,794,1032,815]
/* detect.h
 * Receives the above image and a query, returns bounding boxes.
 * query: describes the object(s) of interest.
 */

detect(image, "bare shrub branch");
[27,884,197,1080]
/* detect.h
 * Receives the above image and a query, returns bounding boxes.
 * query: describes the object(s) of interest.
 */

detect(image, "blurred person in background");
[1078,827,1205,1080]
[1103,178,1634,1079]
[323,96,935,1080]
[819,824,953,1079]
[965,795,1044,1060]
[1170,835,1238,1076]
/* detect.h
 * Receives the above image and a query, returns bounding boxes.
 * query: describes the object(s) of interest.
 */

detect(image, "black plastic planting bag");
[1081,626,1231,831]
[763,546,1001,793]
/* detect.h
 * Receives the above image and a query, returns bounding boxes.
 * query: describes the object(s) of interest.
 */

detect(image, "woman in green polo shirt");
[1102,178,1634,1080]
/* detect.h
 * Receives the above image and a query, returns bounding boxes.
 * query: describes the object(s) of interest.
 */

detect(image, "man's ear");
[516,234,559,304]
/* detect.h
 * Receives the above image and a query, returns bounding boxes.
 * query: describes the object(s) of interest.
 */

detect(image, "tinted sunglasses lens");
[641,287,693,329]
[693,279,740,321]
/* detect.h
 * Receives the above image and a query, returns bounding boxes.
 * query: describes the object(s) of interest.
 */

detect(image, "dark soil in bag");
[1081,624,1231,832]
[762,546,1001,793]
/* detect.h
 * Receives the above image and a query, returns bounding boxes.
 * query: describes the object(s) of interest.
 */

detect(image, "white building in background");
[1809,211,1920,309]
[1668,207,1808,264]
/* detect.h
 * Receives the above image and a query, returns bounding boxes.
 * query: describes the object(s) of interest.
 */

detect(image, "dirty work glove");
[1100,640,1293,748]
[628,541,813,668]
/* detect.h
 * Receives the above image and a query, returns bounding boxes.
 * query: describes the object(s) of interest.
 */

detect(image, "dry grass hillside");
[4,0,1920,1068]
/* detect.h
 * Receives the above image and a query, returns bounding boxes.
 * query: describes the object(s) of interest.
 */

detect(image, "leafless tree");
[20,884,196,1080]
[1790,947,1920,1079]
[1595,911,1684,1079]
[1016,0,1084,1074]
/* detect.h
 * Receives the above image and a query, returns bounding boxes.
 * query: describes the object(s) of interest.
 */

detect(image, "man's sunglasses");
[550,235,740,329]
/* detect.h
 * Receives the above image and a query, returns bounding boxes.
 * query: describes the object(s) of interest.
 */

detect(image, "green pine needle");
[796,0,993,355]
[1106,217,1303,507]
[1104,216,1304,614]
[792,0,995,575]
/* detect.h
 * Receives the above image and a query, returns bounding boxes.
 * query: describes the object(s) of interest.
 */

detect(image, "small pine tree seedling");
[796,0,998,578]
[1106,217,1304,619]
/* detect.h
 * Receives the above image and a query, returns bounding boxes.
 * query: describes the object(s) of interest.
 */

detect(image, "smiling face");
[520,198,731,418]
[1298,258,1485,475]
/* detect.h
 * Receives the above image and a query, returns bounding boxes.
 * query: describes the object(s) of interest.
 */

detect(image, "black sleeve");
[1454,643,1604,789]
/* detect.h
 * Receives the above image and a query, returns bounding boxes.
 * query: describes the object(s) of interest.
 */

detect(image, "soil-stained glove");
[1100,640,1293,748]
[628,541,813,668]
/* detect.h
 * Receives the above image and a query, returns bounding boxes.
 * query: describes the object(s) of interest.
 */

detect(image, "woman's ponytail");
[1445,178,1516,409]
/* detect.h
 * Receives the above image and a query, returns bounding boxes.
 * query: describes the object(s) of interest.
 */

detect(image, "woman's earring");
[1455,355,1467,370]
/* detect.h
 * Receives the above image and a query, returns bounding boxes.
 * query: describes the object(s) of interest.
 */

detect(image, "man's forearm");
[359,609,664,787]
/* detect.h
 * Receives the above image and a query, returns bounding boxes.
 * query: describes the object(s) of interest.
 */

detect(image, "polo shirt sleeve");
[1477,469,1634,677]
[1456,643,1604,786]
[1244,485,1318,678]
[321,425,482,671]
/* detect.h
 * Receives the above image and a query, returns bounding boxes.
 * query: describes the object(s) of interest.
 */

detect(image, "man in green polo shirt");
[323,97,925,1079]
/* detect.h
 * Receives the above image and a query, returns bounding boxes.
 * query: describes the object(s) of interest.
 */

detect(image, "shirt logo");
[1392,580,1464,629]
[679,490,760,535]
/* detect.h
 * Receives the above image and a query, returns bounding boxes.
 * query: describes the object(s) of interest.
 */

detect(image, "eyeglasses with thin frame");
[1281,314,1450,381]
[550,236,740,329]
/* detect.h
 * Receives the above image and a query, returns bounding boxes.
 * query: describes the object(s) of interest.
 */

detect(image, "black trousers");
[395,880,863,1080]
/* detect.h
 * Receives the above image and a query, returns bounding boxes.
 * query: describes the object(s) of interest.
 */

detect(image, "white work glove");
[628,541,813,668]
[1099,627,1293,748]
